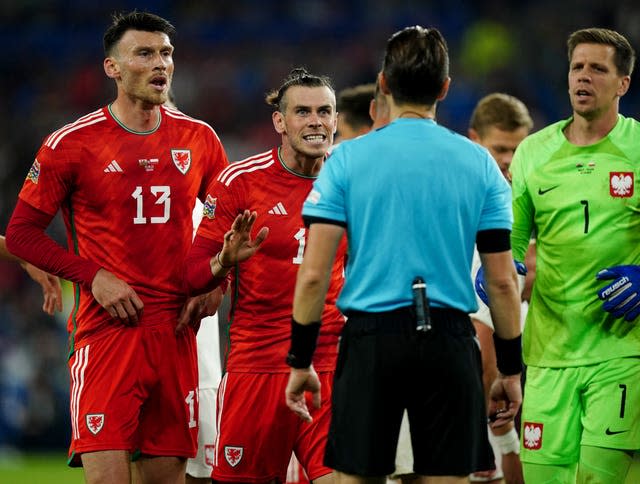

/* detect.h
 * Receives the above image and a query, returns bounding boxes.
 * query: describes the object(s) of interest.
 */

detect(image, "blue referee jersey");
[303,118,512,314]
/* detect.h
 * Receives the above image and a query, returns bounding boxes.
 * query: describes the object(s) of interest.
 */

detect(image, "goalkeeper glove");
[475,260,527,306]
[596,265,640,322]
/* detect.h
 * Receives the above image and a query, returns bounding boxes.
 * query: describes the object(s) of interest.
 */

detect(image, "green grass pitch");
[0,453,84,484]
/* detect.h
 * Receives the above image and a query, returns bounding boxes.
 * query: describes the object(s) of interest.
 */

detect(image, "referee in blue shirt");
[285,26,523,482]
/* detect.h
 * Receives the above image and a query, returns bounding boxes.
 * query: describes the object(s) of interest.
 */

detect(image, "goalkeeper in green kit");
[506,27,640,482]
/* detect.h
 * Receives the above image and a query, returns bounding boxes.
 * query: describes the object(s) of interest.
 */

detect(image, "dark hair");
[265,67,334,112]
[337,83,375,130]
[469,93,533,137]
[567,28,635,76]
[104,11,176,56]
[382,25,449,106]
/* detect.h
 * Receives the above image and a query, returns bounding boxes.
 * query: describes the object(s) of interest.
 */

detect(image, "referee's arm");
[292,222,345,324]
[476,228,521,341]
[478,228,523,428]
[480,250,521,340]
[286,221,344,422]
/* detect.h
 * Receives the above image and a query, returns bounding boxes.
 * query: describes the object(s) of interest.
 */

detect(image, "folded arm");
[6,199,100,288]
[6,199,142,324]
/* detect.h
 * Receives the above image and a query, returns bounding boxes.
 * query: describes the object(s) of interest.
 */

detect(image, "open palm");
[218,209,269,266]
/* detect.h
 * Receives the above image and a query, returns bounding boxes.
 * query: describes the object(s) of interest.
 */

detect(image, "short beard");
[136,90,168,108]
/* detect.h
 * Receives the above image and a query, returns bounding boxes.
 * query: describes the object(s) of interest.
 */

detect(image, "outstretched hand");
[285,366,321,423]
[216,210,269,268]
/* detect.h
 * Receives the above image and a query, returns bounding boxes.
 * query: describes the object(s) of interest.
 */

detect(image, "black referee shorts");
[324,306,493,477]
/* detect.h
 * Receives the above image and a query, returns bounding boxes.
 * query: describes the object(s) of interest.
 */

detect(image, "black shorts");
[325,306,493,477]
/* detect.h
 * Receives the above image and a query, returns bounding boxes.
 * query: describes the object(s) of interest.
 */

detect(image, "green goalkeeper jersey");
[511,114,640,367]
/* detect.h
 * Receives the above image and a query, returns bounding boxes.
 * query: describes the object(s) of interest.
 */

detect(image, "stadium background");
[0,0,638,475]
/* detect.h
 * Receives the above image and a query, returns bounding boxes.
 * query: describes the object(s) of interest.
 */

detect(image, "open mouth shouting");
[150,75,168,92]
[302,133,327,145]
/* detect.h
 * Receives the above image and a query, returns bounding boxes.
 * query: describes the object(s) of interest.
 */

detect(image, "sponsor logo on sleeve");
[203,195,217,219]
[26,159,41,184]
[306,189,321,204]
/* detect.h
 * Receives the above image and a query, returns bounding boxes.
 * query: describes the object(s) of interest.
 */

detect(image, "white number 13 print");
[131,185,171,224]
[292,228,306,265]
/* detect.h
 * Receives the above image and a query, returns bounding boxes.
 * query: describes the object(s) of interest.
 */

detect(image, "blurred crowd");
[1,0,639,451]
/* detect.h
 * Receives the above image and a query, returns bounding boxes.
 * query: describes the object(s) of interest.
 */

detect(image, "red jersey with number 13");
[17,105,228,345]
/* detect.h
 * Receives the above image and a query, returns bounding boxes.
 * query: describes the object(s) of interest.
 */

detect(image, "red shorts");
[68,323,198,465]
[212,371,333,483]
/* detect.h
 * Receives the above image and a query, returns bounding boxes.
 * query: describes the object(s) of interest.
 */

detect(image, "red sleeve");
[184,234,227,295]
[5,198,101,290]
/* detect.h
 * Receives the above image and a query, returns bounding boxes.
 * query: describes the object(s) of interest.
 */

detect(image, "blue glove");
[596,265,640,322]
[475,260,527,306]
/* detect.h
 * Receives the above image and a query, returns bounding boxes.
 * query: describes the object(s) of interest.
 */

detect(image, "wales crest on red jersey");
[171,149,191,175]
[224,446,243,467]
[86,413,105,435]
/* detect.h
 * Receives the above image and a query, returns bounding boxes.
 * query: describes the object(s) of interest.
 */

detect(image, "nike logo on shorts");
[605,428,628,435]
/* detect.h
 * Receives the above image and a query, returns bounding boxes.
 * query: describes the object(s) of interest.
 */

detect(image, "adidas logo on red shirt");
[104,160,123,173]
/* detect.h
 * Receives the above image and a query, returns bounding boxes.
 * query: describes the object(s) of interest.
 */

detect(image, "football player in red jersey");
[185,68,346,484]
[6,11,228,484]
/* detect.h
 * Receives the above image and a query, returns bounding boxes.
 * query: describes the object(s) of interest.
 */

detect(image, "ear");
[369,98,376,123]
[468,127,481,142]
[436,77,451,101]
[617,75,631,97]
[104,56,120,80]
[379,72,391,95]
[272,110,286,134]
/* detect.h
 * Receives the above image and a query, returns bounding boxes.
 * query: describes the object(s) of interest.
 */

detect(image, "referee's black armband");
[302,215,347,228]
[493,333,523,376]
[285,318,321,369]
[477,229,511,253]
